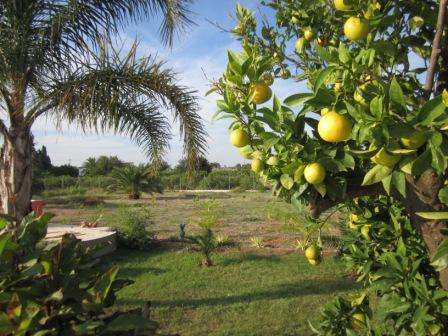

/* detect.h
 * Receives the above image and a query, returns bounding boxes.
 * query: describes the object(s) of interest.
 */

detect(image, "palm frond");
[34,40,206,164]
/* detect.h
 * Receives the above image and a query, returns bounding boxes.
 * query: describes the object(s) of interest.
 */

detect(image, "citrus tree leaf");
[439,187,448,205]
[284,93,313,107]
[431,239,448,271]
[280,174,294,190]
[418,95,445,126]
[362,165,393,186]
[389,77,406,110]
[313,66,336,93]
[415,212,448,220]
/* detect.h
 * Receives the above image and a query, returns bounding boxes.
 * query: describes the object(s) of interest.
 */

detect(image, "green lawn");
[108,246,358,336]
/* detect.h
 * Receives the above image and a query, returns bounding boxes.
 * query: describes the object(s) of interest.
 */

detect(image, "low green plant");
[114,206,153,250]
[215,233,230,246]
[179,223,187,240]
[0,213,157,334]
[250,237,264,248]
[189,199,220,266]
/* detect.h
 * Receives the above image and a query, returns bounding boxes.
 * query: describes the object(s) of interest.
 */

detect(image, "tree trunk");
[406,170,448,290]
[0,130,33,221]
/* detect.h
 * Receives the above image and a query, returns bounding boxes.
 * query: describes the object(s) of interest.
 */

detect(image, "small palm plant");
[190,199,220,266]
[108,164,163,199]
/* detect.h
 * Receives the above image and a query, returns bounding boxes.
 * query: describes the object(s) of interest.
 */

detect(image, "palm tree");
[108,164,163,199]
[0,0,206,220]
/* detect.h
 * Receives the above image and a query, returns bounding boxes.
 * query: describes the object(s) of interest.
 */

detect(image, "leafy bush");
[114,206,153,250]
[314,197,448,335]
[0,213,157,335]
[189,199,220,266]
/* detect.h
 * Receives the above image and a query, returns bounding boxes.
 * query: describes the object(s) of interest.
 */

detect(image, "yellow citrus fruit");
[239,146,253,159]
[320,108,331,116]
[334,0,351,11]
[410,16,424,30]
[230,129,250,148]
[334,82,342,92]
[400,131,426,149]
[344,17,370,41]
[251,150,263,159]
[280,69,291,79]
[315,37,327,47]
[295,37,306,53]
[371,147,401,167]
[266,156,279,166]
[303,28,316,41]
[250,83,272,104]
[350,312,367,330]
[251,159,264,174]
[304,163,326,185]
[262,73,274,86]
[360,225,371,240]
[318,111,352,142]
[308,258,321,266]
[305,245,320,260]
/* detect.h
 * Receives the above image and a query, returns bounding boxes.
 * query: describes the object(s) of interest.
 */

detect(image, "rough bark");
[405,171,448,289]
[0,130,33,221]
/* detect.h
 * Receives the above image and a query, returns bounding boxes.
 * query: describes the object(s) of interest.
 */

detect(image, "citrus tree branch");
[424,0,448,99]
[309,183,385,218]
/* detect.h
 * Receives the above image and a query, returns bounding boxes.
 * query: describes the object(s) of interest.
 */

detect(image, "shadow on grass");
[219,253,282,266]
[120,278,357,309]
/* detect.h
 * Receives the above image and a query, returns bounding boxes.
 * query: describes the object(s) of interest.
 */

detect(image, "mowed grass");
[44,191,352,335]
[106,246,358,336]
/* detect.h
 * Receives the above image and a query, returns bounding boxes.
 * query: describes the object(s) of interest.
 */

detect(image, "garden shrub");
[114,206,153,250]
[0,213,157,335]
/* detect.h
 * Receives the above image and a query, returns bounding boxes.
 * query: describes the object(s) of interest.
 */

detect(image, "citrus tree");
[212,0,448,333]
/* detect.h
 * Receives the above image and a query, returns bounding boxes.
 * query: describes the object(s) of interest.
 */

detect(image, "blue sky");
[32,0,290,167]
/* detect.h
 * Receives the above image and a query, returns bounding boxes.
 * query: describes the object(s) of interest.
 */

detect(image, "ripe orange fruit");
[334,0,351,11]
[304,163,326,185]
[303,28,316,41]
[308,258,321,266]
[251,159,264,174]
[230,129,250,148]
[400,131,426,149]
[318,111,352,142]
[262,73,274,86]
[250,83,272,104]
[305,245,320,260]
[344,17,369,41]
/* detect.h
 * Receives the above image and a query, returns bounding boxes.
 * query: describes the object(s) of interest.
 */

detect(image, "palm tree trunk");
[0,130,33,221]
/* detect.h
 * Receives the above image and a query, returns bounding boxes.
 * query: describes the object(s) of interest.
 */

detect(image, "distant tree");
[82,156,126,176]
[50,164,79,177]
[33,146,52,172]
[176,156,214,173]
[108,164,163,199]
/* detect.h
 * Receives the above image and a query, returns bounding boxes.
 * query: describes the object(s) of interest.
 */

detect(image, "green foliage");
[82,156,127,176]
[114,206,153,250]
[215,1,448,334]
[189,200,220,266]
[108,164,163,199]
[336,197,448,335]
[0,214,156,334]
